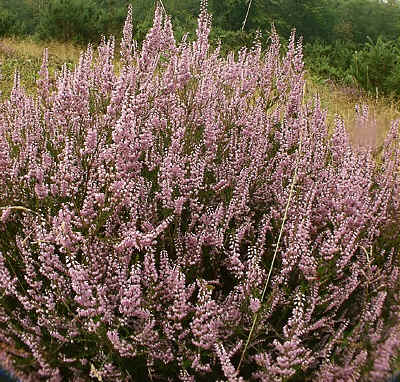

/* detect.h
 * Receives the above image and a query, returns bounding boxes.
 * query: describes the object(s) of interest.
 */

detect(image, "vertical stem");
[241,0,253,31]
[236,126,303,373]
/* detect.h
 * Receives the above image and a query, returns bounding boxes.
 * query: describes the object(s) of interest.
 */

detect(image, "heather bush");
[1,3,400,381]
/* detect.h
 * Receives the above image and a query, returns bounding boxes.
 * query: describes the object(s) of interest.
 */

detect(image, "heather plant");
[1,3,400,381]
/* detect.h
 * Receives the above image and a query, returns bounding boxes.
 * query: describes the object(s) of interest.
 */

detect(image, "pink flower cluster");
[0,2,400,380]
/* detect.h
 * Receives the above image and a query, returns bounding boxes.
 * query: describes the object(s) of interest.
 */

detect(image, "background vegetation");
[1,0,400,96]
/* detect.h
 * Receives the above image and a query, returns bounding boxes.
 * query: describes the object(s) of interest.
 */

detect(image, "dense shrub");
[352,37,400,97]
[305,37,400,97]
[1,3,400,381]
[0,0,35,37]
[35,0,108,44]
[0,9,16,37]
[304,40,357,85]
[334,0,400,45]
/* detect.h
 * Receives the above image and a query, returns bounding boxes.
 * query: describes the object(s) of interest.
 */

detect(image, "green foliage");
[0,0,396,44]
[210,27,261,55]
[352,37,400,96]
[334,0,400,44]
[304,40,358,86]
[35,0,107,43]
[1,0,400,49]
[272,0,337,43]
[0,8,16,36]
[0,0,34,36]
[305,35,400,97]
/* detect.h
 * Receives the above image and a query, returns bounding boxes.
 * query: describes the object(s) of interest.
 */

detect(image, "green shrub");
[351,37,400,96]
[0,0,35,37]
[304,40,357,85]
[35,0,107,44]
[0,9,15,37]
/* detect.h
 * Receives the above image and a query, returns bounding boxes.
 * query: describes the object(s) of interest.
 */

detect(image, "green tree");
[335,0,400,43]
[36,0,109,43]
[0,0,35,35]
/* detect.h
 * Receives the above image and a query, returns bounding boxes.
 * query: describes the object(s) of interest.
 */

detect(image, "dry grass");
[0,36,82,64]
[0,37,124,99]
[0,37,82,99]
[305,73,400,149]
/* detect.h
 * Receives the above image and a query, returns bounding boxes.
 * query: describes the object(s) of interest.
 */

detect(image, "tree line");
[1,0,399,45]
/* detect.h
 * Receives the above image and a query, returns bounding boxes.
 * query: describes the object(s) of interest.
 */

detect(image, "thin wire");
[242,0,253,31]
